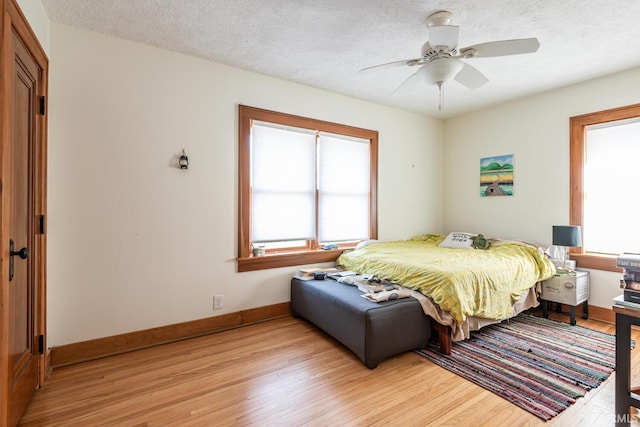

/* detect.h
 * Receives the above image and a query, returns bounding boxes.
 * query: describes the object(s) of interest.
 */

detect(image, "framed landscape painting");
[480,154,513,197]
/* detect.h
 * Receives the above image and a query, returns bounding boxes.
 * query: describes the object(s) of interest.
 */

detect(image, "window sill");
[572,253,619,273]
[237,248,347,272]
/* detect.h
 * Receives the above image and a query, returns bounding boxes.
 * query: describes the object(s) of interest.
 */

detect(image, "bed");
[335,232,556,351]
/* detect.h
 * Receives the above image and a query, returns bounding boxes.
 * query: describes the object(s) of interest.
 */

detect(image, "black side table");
[615,303,640,426]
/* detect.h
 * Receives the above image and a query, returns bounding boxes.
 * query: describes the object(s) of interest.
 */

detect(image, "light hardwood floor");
[18,310,640,426]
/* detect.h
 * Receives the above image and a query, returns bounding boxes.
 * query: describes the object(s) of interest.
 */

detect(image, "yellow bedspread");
[336,234,555,324]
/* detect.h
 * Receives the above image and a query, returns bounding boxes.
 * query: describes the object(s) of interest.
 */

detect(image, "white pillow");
[355,239,378,250]
[438,232,475,249]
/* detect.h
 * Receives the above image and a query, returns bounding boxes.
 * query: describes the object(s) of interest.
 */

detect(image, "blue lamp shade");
[552,225,582,248]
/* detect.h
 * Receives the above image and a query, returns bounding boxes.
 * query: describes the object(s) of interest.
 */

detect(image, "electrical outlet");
[213,294,224,310]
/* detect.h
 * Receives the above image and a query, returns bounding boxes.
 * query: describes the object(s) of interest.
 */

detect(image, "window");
[570,103,640,272]
[238,105,378,272]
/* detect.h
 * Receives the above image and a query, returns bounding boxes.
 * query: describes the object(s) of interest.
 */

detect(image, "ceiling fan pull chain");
[438,81,444,111]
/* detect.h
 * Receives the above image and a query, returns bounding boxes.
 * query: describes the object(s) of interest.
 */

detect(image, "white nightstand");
[540,270,589,325]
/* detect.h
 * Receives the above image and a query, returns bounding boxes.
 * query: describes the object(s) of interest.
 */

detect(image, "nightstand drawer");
[540,271,589,306]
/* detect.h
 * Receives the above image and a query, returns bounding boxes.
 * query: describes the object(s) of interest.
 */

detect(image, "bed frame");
[430,322,453,355]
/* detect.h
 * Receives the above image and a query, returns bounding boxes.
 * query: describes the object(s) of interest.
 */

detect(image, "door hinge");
[38,215,46,235]
[38,335,45,355]
[39,96,46,115]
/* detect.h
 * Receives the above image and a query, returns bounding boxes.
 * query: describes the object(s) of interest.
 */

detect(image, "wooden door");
[1,1,48,425]
[7,32,39,426]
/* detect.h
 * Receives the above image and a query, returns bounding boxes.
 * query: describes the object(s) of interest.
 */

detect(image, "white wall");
[47,23,443,346]
[16,0,49,55]
[443,66,640,309]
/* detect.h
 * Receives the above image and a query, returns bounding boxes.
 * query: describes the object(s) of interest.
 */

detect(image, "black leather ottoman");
[290,277,431,369]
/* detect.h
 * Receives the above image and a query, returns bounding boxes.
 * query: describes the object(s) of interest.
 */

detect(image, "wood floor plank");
[18,310,639,426]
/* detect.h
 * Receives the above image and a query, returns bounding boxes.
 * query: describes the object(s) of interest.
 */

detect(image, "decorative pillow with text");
[438,232,475,249]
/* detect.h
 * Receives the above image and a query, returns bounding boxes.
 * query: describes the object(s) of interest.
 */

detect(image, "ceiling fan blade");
[454,62,489,89]
[461,38,540,58]
[359,58,421,74]
[392,73,419,96]
[428,25,459,50]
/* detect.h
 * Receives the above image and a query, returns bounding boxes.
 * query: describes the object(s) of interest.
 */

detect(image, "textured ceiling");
[40,0,640,119]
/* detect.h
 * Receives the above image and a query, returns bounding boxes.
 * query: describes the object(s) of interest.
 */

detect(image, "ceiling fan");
[360,10,540,110]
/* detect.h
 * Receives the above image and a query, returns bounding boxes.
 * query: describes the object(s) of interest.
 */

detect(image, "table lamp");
[552,225,582,271]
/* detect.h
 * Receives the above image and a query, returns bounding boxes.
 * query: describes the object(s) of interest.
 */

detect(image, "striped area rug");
[415,313,615,421]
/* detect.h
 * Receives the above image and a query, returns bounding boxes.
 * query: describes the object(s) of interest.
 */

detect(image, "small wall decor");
[480,154,513,197]
[179,148,189,169]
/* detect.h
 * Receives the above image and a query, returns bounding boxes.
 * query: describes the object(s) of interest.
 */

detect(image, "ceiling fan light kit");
[360,10,540,111]
[416,57,464,110]
[417,57,463,84]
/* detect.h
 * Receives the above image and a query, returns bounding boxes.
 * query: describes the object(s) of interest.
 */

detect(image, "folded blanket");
[361,289,412,303]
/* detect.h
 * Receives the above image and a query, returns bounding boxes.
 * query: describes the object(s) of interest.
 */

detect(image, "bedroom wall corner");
[441,66,640,310]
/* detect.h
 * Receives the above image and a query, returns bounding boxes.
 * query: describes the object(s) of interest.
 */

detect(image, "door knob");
[11,246,28,259]
[9,239,28,281]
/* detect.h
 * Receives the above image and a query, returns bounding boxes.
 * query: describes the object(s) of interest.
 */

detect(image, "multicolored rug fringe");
[414,314,615,420]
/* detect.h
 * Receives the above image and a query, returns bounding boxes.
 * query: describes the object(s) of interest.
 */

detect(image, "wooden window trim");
[570,103,640,272]
[237,105,378,272]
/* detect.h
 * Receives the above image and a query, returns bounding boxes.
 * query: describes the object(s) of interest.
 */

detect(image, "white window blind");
[251,121,316,243]
[584,118,640,254]
[250,122,371,245]
[318,133,370,242]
